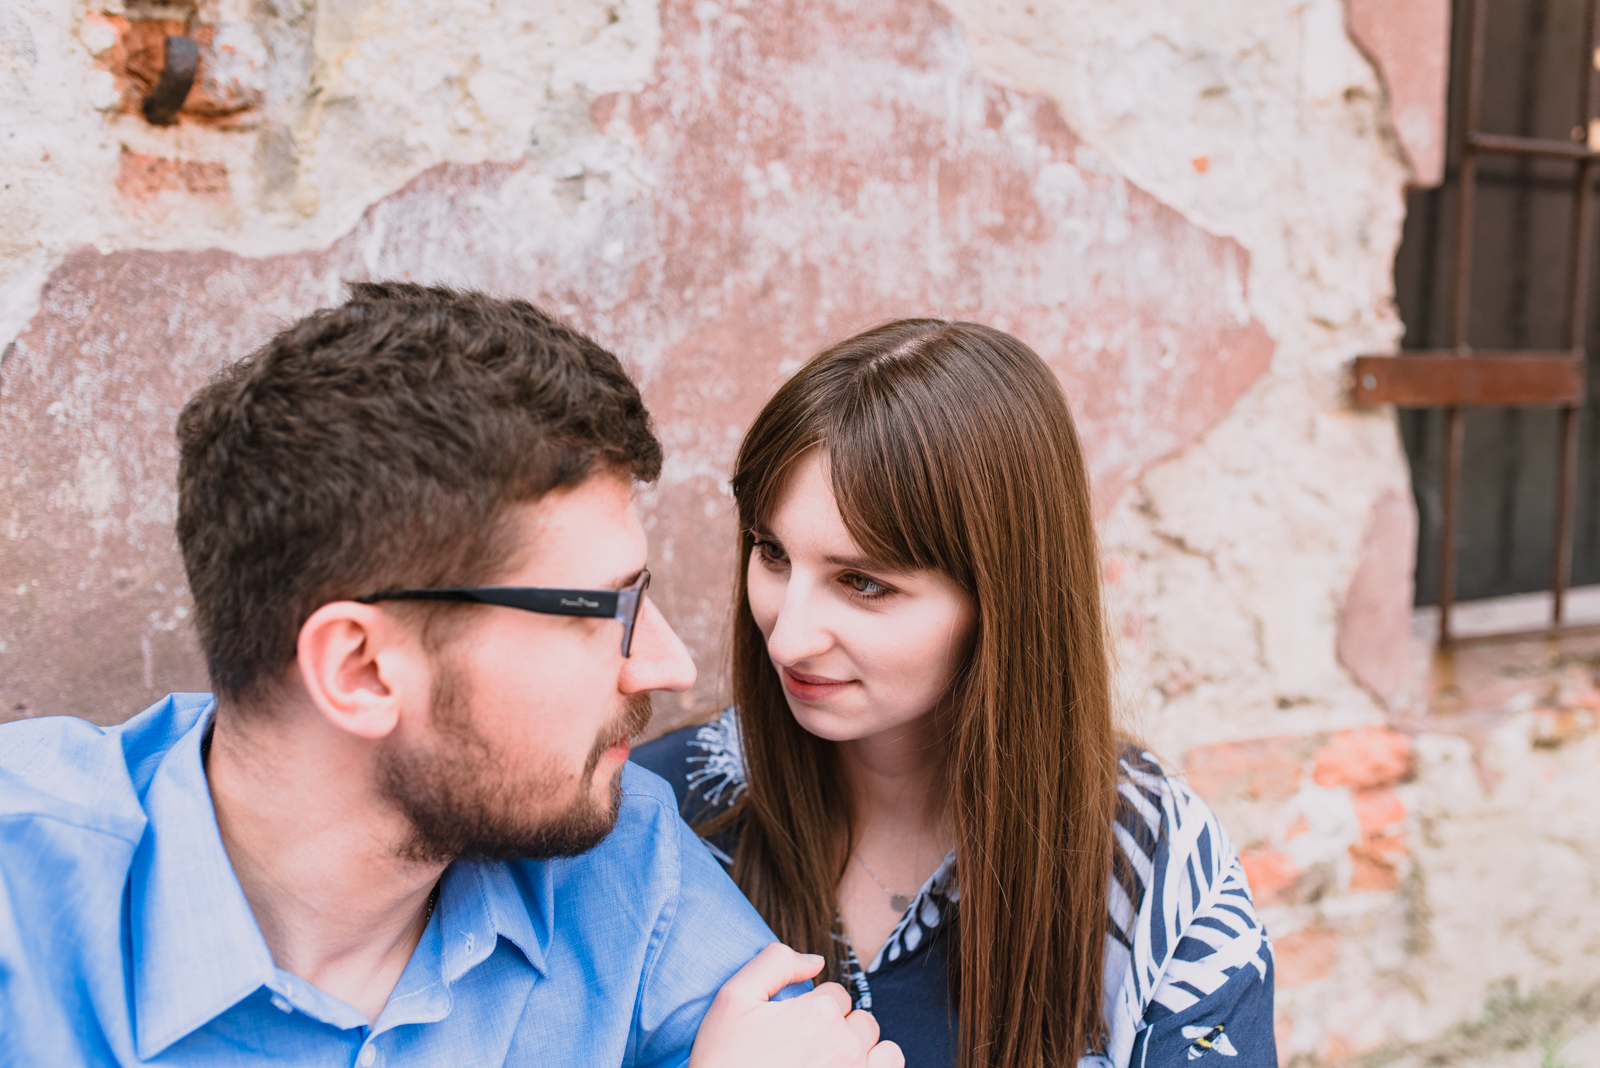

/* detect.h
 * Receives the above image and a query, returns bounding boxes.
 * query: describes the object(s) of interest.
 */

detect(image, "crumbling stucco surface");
[3,0,1598,1064]
[3,0,1275,723]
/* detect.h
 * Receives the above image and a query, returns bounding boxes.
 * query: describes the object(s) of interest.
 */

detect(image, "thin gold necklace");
[853,851,914,913]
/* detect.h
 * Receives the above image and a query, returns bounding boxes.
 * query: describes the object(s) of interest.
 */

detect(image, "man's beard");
[378,662,654,864]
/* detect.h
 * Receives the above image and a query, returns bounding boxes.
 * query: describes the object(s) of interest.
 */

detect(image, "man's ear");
[296,602,423,740]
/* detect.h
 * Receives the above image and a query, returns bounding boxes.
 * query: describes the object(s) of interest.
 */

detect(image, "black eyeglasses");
[356,569,651,657]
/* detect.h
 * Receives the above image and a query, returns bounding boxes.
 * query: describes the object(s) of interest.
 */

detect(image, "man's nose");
[619,596,697,695]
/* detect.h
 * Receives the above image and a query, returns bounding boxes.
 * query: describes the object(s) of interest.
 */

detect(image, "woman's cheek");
[895,600,973,695]
[745,561,781,638]
[853,613,926,691]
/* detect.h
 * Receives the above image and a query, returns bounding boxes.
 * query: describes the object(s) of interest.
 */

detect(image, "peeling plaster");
[0,0,663,351]
[3,0,1271,729]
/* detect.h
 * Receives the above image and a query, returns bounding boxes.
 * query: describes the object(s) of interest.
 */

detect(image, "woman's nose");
[763,580,835,666]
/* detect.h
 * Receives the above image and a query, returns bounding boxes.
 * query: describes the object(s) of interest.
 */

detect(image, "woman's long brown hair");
[716,320,1119,1067]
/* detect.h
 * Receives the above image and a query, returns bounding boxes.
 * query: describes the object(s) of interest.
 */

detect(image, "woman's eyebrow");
[823,551,906,574]
[752,525,903,574]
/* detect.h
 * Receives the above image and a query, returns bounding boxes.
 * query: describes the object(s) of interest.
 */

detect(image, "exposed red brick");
[1240,848,1301,906]
[1323,1032,1356,1063]
[1349,786,1405,837]
[1186,736,1305,803]
[1273,926,1339,985]
[116,149,169,200]
[98,17,180,112]
[1349,833,1406,891]
[1312,727,1413,790]
[181,160,228,197]
[95,19,257,126]
[116,148,230,202]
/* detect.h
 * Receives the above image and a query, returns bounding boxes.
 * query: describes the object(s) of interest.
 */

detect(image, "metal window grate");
[1357,0,1595,646]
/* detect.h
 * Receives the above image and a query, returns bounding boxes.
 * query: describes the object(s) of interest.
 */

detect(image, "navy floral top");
[633,709,1277,1068]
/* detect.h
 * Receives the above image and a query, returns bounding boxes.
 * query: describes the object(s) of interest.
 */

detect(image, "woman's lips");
[781,666,854,702]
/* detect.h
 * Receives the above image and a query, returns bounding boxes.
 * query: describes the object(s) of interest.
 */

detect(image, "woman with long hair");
[635,321,1275,1067]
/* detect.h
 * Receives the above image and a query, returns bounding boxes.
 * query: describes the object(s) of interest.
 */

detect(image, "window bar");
[1439,0,1490,647]
[1553,0,1600,626]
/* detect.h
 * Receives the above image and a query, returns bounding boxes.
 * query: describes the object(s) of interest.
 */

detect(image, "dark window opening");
[1393,0,1600,609]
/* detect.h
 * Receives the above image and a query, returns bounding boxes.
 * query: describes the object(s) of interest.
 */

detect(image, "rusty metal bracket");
[1353,353,1588,408]
[141,35,198,126]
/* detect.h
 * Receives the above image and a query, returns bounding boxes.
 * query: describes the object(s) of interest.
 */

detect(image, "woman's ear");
[296,602,419,740]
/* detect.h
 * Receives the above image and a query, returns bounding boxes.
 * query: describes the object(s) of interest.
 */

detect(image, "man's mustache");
[593,693,654,756]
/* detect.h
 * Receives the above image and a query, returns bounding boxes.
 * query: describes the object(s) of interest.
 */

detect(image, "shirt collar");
[129,700,553,1055]
[448,856,547,978]
[370,858,550,1032]
[435,857,548,983]
[130,700,279,1061]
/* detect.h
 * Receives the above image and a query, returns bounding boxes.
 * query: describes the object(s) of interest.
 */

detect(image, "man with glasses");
[0,284,902,1068]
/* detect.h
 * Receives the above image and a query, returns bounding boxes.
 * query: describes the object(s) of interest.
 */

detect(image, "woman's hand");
[689,943,905,1068]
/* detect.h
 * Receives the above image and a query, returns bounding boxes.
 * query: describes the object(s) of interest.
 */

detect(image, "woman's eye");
[844,573,886,598]
[753,539,788,565]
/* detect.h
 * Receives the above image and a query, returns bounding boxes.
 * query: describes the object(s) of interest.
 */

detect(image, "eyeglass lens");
[620,570,651,657]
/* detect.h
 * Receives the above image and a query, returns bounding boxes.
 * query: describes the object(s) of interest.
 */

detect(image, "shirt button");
[358,1044,377,1067]
[270,995,292,1014]
[464,932,475,953]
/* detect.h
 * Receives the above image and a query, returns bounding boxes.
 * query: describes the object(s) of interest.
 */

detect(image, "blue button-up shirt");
[0,694,787,1067]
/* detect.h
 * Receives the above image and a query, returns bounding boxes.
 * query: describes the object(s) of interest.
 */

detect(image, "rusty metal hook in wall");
[142,35,198,126]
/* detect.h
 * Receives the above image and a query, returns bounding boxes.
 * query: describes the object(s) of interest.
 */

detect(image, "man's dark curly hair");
[176,282,661,707]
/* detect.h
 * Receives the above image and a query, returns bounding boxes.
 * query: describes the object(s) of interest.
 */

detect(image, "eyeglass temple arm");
[357,587,622,618]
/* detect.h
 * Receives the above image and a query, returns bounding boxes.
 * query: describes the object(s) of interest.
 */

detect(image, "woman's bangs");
[826,401,961,582]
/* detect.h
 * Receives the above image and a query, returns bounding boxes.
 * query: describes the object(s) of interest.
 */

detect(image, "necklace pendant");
[890,893,911,913]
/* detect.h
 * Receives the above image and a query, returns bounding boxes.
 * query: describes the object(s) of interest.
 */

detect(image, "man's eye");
[844,573,886,598]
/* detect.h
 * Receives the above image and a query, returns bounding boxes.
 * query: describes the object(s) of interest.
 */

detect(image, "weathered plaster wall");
[2,0,1273,724]
[0,0,663,342]
[4,0,1596,1064]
